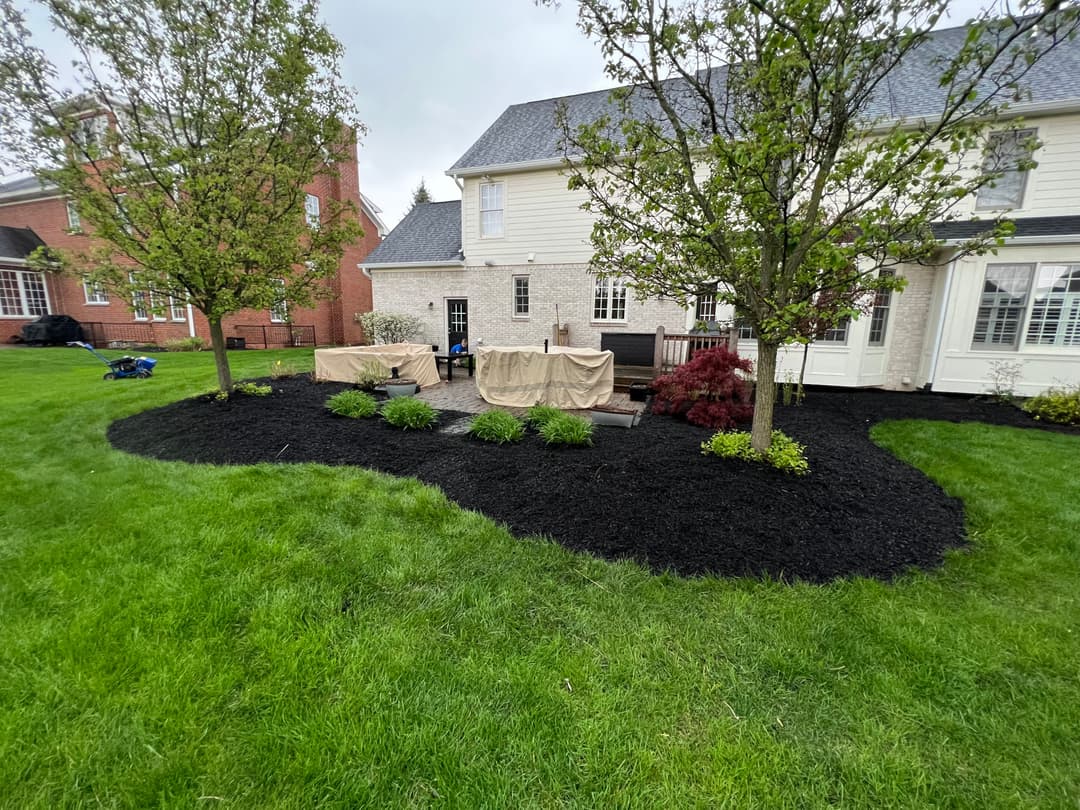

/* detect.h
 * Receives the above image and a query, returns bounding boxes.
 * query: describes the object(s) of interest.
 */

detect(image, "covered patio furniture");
[476,345,614,408]
[314,343,441,388]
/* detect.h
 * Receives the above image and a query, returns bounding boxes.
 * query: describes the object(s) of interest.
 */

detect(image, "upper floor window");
[305,194,320,228]
[0,270,49,317]
[1025,264,1080,347]
[593,277,626,322]
[83,278,109,304]
[972,263,1033,349]
[695,292,717,322]
[66,200,82,232]
[71,114,107,157]
[867,270,895,346]
[480,182,504,238]
[975,128,1036,210]
[270,279,288,323]
[513,275,529,318]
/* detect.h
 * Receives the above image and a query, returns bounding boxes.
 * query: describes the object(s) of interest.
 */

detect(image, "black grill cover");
[20,315,83,344]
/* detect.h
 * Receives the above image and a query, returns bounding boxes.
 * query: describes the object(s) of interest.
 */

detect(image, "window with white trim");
[169,295,186,322]
[116,193,131,233]
[1025,264,1080,347]
[818,317,850,344]
[479,182,504,238]
[738,321,756,340]
[867,270,894,346]
[71,114,107,156]
[593,277,626,321]
[270,279,288,323]
[132,289,148,320]
[975,128,1036,210]
[0,269,49,317]
[66,200,82,232]
[513,275,529,317]
[304,194,320,228]
[972,263,1034,349]
[695,293,717,322]
[83,278,109,304]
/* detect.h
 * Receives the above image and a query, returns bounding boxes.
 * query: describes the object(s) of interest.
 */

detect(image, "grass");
[1,347,1078,808]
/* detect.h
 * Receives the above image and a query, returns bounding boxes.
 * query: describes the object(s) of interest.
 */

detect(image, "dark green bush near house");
[164,336,206,352]
[382,397,438,430]
[540,412,593,447]
[326,389,377,419]
[232,381,272,397]
[525,405,563,430]
[468,410,525,444]
[1022,384,1080,425]
[702,429,809,475]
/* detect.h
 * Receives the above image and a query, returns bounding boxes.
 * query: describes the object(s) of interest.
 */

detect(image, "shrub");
[540,412,593,446]
[651,345,755,429]
[270,359,300,379]
[382,397,438,430]
[701,429,809,475]
[525,404,563,430]
[468,410,525,444]
[1022,383,1080,425]
[355,359,388,391]
[355,311,423,345]
[164,336,206,352]
[326,389,377,419]
[232,381,272,397]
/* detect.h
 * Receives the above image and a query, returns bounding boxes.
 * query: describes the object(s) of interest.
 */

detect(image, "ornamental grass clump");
[354,360,387,391]
[326,389,377,419]
[525,404,563,430]
[468,410,525,444]
[270,359,300,379]
[540,412,593,447]
[232,381,272,397]
[1022,384,1080,425]
[651,346,755,429]
[382,397,437,430]
[702,429,809,475]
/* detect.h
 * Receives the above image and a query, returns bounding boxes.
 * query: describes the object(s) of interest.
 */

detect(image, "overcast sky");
[10,0,993,230]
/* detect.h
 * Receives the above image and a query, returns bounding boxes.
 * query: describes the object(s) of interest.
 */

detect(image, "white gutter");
[939,233,1080,247]
[0,256,29,265]
[361,260,466,270]
[186,302,196,338]
[446,156,574,179]
[926,258,957,390]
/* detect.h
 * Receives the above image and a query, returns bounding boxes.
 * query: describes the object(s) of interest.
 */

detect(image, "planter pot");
[385,379,419,398]
[628,382,650,402]
[590,404,640,428]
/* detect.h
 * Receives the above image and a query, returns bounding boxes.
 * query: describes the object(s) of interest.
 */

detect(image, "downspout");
[925,258,957,391]
[186,302,196,338]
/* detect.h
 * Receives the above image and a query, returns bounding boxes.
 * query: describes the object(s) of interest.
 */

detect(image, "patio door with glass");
[447,298,468,350]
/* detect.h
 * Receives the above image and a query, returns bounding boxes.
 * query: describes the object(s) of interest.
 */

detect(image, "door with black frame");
[447,298,468,352]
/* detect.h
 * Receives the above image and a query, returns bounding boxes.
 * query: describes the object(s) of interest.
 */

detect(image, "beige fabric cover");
[314,343,441,388]
[476,345,614,408]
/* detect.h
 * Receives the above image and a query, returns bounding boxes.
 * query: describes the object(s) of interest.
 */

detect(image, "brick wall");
[883,264,937,389]
[371,262,688,350]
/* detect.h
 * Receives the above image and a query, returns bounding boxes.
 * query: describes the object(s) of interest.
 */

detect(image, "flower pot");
[628,382,650,402]
[385,379,419,398]
[590,404,640,428]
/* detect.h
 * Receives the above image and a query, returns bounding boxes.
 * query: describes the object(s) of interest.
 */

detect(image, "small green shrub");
[326,389,377,419]
[1023,384,1080,425]
[382,397,438,430]
[468,410,525,444]
[702,429,809,475]
[355,360,388,391]
[540,412,593,447]
[232,381,272,397]
[270,359,300,379]
[525,405,563,430]
[164,336,206,352]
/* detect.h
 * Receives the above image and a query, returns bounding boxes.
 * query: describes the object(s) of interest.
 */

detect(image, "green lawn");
[1,347,1078,808]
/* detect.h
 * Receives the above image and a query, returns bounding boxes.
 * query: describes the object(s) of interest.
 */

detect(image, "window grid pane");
[513,276,529,316]
[480,183,504,237]
[976,128,1035,209]
[22,273,48,316]
[481,210,503,238]
[973,263,1034,348]
[170,296,186,321]
[695,293,716,321]
[1026,264,1080,346]
[593,278,608,320]
[868,270,894,346]
[0,270,25,315]
[819,317,849,343]
[305,194,320,227]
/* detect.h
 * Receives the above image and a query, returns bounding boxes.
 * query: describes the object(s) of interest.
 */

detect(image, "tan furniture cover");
[314,343,441,388]
[476,345,614,408]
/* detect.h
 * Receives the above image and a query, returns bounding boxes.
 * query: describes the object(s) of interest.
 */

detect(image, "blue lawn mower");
[68,341,158,380]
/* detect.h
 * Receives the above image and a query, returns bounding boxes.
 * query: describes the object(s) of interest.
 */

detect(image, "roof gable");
[362,201,462,266]
[0,226,46,261]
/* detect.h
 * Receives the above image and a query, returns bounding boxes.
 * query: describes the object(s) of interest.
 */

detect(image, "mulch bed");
[107,377,1077,583]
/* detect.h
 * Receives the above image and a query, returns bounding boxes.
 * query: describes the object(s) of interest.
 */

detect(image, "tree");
[0,0,363,391]
[543,0,1078,451]
[410,177,433,209]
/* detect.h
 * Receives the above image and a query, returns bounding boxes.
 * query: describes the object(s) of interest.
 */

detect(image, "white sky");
[9,0,992,229]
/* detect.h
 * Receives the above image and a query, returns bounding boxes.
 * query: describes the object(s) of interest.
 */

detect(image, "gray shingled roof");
[933,215,1080,240]
[0,226,46,260]
[362,201,462,266]
[0,175,56,197]
[449,22,1080,172]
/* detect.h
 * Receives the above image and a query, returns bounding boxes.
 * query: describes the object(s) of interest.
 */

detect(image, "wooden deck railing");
[657,327,735,374]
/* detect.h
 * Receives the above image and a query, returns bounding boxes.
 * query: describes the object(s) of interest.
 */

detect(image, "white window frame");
[975,128,1036,211]
[269,279,288,323]
[512,275,530,318]
[479,181,504,239]
[83,278,109,305]
[0,268,51,318]
[592,277,627,323]
[818,317,850,344]
[169,295,187,322]
[972,263,1035,350]
[66,200,82,232]
[305,194,320,228]
[695,292,717,322]
[867,270,894,347]
[1024,264,1080,348]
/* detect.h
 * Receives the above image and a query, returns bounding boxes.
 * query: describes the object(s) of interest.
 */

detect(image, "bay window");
[0,269,49,317]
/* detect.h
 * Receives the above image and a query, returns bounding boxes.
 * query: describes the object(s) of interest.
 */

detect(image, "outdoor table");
[434,352,475,382]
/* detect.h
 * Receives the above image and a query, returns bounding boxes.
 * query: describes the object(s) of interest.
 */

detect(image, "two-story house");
[364,22,1080,395]
[0,114,386,348]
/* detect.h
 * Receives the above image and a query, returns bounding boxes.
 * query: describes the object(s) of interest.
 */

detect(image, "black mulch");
[107,377,1078,583]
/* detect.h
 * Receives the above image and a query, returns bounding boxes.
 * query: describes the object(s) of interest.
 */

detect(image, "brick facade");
[0,142,377,347]
[883,264,937,389]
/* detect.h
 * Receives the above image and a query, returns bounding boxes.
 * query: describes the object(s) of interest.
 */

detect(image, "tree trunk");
[751,340,778,453]
[797,341,810,404]
[208,318,233,391]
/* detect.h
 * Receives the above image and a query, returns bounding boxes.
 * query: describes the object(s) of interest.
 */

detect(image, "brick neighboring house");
[0,144,386,348]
